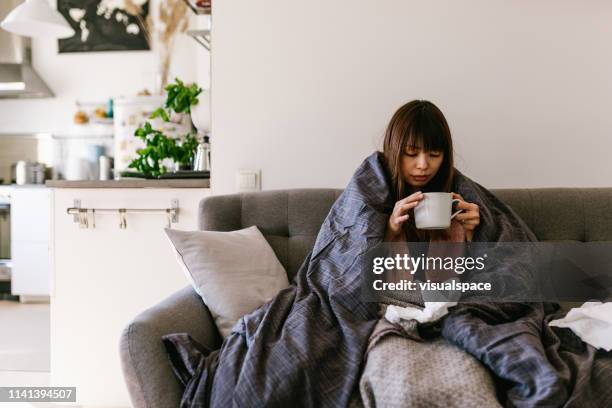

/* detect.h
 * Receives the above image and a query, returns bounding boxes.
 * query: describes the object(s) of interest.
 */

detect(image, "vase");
[169,111,192,128]
[190,89,211,135]
[174,161,193,172]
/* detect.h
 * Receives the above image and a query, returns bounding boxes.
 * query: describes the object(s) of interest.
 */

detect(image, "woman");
[361,100,553,408]
[165,100,559,408]
[382,100,481,243]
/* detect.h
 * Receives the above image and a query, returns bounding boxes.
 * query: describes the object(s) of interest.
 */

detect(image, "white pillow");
[164,226,290,338]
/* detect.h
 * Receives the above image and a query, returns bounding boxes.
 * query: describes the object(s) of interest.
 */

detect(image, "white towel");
[385,302,457,324]
[549,302,612,352]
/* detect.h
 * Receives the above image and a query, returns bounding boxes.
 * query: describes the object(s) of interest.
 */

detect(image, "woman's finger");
[396,191,424,206]
[454,200,472,211]
[455,215,480,226]
[452,195,478,209]
[456,211,479,219]
[405,200,421,209]
[390,213,410,227]
[454,213,467,221]
[455,212,480,221]
[395,201,420,215]
[396,192,421,205]
[454,211,475,220]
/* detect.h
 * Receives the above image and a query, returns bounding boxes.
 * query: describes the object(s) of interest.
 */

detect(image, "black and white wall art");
[58,0,150,53]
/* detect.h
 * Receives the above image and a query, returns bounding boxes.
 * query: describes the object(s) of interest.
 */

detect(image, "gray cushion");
[199,189,342,279]
[164,226,289,338]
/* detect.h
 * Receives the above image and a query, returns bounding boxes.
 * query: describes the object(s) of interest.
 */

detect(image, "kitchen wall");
[0,135,53,184]
[211,0,612,194]
[0,0,210,135]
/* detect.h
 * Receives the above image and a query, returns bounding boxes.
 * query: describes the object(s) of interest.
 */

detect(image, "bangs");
[404,108,449,153]
[383,99,455,196]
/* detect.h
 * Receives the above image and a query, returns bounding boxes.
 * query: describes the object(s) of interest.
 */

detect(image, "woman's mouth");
[411,175,429,182]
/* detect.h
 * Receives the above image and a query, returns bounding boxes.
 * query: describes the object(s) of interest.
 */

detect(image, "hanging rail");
[66,199,179,229]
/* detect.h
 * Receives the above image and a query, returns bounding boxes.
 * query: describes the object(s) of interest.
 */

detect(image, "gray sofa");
[119,187,612,408]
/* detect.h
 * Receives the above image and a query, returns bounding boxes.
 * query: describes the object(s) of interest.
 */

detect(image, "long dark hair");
[383,100,455,200]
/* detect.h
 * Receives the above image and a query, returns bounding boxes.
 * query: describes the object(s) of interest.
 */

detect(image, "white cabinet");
[50,186,210,407]
[10,186,51,297]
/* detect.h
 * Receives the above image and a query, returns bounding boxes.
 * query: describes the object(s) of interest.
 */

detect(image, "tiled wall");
[0,136,42,185]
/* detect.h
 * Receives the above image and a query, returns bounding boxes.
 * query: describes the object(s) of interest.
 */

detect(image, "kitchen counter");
[46,179,210,189]
[50,184,211,405]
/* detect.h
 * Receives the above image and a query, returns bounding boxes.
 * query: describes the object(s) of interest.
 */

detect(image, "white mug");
[414,192,463,230]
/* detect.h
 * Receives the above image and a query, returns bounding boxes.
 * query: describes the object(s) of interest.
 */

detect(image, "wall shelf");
[186,29,211,51]
[183,0,211,51]
[182,0,211,15]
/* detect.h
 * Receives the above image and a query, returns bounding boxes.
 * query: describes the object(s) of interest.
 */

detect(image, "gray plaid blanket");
[163,152,612,407]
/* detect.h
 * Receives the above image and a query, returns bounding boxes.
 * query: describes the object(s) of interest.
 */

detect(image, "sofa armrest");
[119,285,222,408]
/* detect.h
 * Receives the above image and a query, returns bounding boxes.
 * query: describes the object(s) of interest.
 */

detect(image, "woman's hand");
[385,191,424,241]
[452,193,480,242]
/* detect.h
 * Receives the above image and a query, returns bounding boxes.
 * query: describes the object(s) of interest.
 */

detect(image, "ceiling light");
[1,0,75,39]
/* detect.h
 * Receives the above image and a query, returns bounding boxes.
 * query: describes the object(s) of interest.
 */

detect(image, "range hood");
[0,0,53,98]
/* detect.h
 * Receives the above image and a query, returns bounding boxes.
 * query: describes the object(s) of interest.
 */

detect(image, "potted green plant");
[128,79,203,178]
[151,78,202,119]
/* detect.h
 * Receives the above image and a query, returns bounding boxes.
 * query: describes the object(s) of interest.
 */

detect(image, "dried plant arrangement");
[124,0,189,92]
[122,0,150,41]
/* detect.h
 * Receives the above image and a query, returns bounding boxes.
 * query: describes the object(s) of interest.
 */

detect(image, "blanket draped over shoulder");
[163,152,612,407]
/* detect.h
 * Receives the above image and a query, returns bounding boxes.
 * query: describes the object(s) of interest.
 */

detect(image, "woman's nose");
[416,154,429,169]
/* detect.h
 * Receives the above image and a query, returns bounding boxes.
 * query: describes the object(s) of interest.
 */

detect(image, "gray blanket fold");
[163,152,612,407]
[360,317,502,408]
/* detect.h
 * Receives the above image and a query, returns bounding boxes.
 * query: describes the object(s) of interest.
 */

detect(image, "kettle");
[15,161,46,185]
[193,136,211,172]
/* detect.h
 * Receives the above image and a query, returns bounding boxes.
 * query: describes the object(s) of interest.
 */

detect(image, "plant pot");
[169,111,192,128]
[174,161,193,172]
[190,89,211,134]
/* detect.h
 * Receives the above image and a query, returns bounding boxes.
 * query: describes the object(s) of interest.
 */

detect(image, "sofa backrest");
[199,188,612,279]
[200,189,342,280]
[492,188,612,242]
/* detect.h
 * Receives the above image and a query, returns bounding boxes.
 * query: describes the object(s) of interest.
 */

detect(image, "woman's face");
[401,145,444,189]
